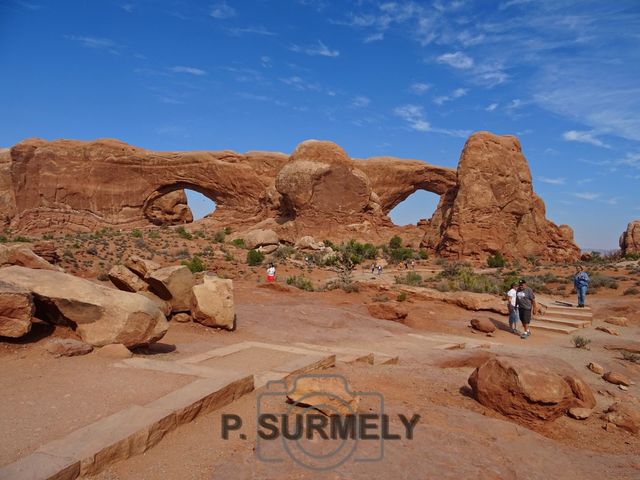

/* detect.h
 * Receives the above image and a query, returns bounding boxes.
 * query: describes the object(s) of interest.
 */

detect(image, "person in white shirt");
[507,282,520,333]
[266,264,276,282]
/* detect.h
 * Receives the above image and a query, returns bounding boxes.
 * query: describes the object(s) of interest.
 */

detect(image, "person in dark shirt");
[516,279,536,339]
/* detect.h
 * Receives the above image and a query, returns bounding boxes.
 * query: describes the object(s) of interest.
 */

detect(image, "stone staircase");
[534,300,593,334]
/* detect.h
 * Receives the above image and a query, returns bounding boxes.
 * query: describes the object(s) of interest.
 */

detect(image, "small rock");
[568,407,593,420]
[596,326,620,336]
[470,318,496,333]
[286,375,360,416]
[258,244,278,254]
[46,338,93,357]
[95,343,132,359]
[605,316,628,327]
[172,313,192,323]
[367,302,409,322]
[619,385,629,391]
[603,402,640,434]
[603,371,631,386]
[587,362,605,375]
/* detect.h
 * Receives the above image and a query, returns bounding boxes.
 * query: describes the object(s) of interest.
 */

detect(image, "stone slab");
[272,354,335,375]
[0,452,79,480]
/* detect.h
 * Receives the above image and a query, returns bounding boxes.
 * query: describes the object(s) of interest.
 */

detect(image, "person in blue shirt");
[573,265,590,308]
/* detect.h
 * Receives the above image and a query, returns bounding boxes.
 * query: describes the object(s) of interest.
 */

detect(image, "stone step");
[542,308,593,320]
[532,320,581,334]
[535,316,591,328]
[541,302,591,312]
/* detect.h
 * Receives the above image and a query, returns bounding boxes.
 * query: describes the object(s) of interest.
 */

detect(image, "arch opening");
[184,189,216,220]
[388,189,440,226]
[144,184,218,225]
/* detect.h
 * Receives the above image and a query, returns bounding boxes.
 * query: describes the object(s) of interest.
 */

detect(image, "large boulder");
[0,244,61,271]
[468,356,596,424]
[470,318,496,333]
[604,402,640,434]
[0,280,35,338]
[422,132,580,262]
[367,302,408,322]
[108,265,149,293]
[243,229,279,250]
[124,255,160,280]
[191,274,235,330]
[0,266,169,347]
[147,265,195,313]
[144,189,193,225]
[619,220,640,256]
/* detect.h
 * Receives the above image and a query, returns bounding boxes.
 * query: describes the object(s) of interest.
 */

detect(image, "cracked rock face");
[619,220,640,256]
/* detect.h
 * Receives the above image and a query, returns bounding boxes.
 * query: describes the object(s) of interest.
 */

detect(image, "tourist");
[411,260,415,270]
[371,264,376,274]
[266,263,276,282]
[515,279,536,339]
[573,265,590,308]
[507,282,520,334]
[377,264,383,275]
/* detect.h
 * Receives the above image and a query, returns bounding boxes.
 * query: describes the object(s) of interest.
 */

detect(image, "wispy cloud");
[280,76,335,96]
[169,66,207,76]
[573,192,600,200]
[577,178,593,185]
[289,40,339,57]
[436,51,474,69]
[260,56,272,68]
[393,104,470,137]
[364,32,384,43]
[227,26,276,36]
[121,3,134,13]
[433,87,468,105]
[538,176,565,185]
[210,2,236,19]
[485,103,498,112]
[351,95,371,108]
[409,82,430,95]
[64,35,120,55]
[562,130,610,148]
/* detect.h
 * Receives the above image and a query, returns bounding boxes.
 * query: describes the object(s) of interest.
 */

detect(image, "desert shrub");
[487,252,506,268]
[176,226,192,240]
[395,271,422,286]
[390,247,415,263]
[624,252,640,260]
[440,261,472,278]
[273,245,295,260]
[286,275,314,291]
[0,235,6,243]
[231,238,246,248]
[623,287,639,295]
[246,249,264,266]
[589,272,618,289]
[42,233,54,240]
[11,236,31,242]
[323,239,337,249]
[223,226,232,235]
[372,294,390,302]
[340,239,377,265]
[389,235,402,249]
[96,272,109,281]
[194,230,206,239]
[212,230,226,243]
[148,230,160,239]
[418,249,429,260]
[397,291,407,302]
[131,229,143,238]
[182,254,206,273]
[525,255,540,266]
[622,351,640,364]
[572,336,591,349]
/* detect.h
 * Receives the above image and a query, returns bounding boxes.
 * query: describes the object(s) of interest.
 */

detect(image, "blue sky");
[1,0,639,249]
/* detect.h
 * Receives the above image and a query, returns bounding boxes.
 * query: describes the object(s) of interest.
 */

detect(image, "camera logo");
[250,373,418,471]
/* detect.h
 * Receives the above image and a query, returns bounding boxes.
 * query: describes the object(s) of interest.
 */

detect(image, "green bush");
[395,272,422,286]
[148,230,160,239]
[339,239,377,265]
[624,252,640,260]
[589,272,618,289]
[389,235,402,249]
[246,249,264,266]
[11,236,31,243]
[323,239,336,249]
[273,245,295,260]
[224,226,232,235]
[418,249,428,260]
[182,255,206,273]
[487,252,506,268]
[42,233,54,240]
[212,230,226,243]
[0,235,6,243]
[286,275,314,291]
[397,291,407,302]
[131,229,143,238]
[176,226,192,240]
[232,238,246,248]
[390,247,415,263]
[572,336,591,349]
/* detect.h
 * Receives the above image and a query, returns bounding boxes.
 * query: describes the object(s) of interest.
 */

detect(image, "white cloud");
[619,152,640,169]
[573,192,600,200]
[562,130,610,148]
[364,32,384,43]
[121,3,134,13]
[169,66,207,76]
[393,104,470,137]
[227,26,275,36]
[409,82,430,95]
[436,51,474,69]
[577,178,593,185]
[538,176,565,185]
[485,103,498,112]
[64,35,116,50]
[433,87,468,105]
[290,40,339,57]
[351,95,371,108]
[210,2,236,19]
[260,56,272,68]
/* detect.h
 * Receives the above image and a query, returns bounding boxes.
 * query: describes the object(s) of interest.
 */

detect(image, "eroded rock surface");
[619,220,640,256]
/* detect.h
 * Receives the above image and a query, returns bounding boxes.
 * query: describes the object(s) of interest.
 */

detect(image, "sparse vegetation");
[11,236,31,243]
[148,230,160,239]
[372,294,390,302]
[397,291,407,302]
[182,254,206,273]
[246,249,264,266]
[572,336,591,349]
[0,235,6,243]
[176,226,192,240]
[487,252,506,268]
[621,351,640,364]
[231,238,246,248]
[212,230,226,243]
[623,287,639,295]
[395,271,422,286]
[389,235,402,249]
[131,229,143,238]
[588,272,618,290]
[286,275,314,291]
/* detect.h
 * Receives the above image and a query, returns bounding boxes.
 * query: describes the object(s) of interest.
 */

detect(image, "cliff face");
[620,220,640,256]
[0,132,580,262]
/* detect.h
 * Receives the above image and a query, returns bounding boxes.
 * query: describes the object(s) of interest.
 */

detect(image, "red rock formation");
[0,133,580,262]
[422,132,580,262]
[619,220,640,256]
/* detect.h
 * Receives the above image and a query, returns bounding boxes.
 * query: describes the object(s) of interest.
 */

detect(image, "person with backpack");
[573,265,590,307]
[516,279,536,339]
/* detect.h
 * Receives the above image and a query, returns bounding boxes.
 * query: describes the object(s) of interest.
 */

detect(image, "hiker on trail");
[516,279,536,339]
[266,264,276,282]
[371,264,376,274]
[507,282,520,334]
[411,260,415,270]
[377,264,383,275]
[573,265,590,308]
